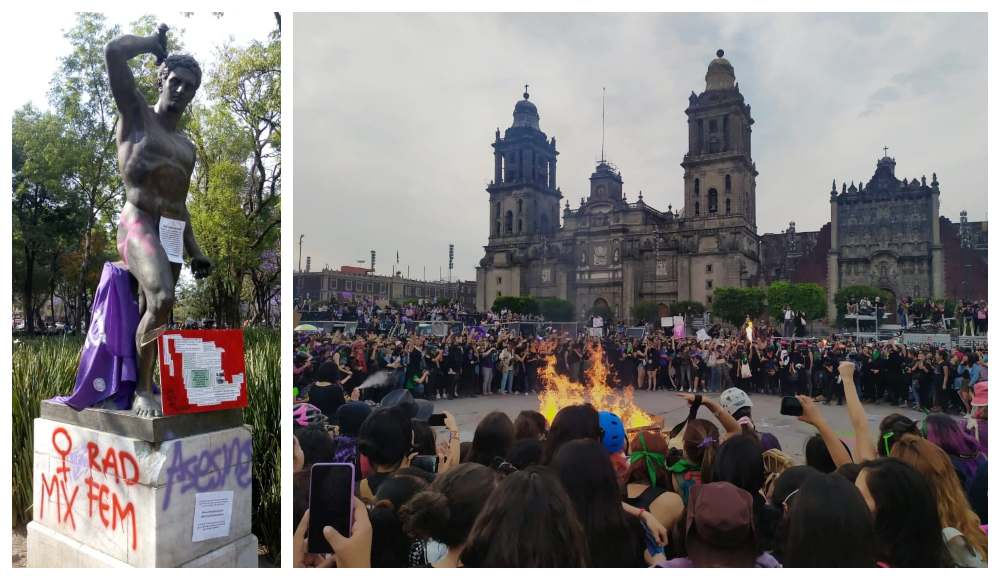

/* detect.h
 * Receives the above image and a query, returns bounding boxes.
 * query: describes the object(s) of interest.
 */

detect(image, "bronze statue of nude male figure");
[105,24,212,417]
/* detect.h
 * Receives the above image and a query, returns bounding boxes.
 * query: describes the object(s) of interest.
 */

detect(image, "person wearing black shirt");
[785,348,806,396]
[885,346,905,405]
[308,361,347,420]
[428,347,446,401]
[524,343,541,394]
[816,358,843,405]
[932,350,951,412]
[910,351,932,409]
[447,339,465,399]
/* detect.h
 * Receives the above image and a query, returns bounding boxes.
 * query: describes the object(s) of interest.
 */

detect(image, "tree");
[631,301,661,325]
[767,282,826,321]
[187,21,281,327]
[11,107,84,333]
[712,287,766,326]
[491,296,538,315]
[537,297,574,322]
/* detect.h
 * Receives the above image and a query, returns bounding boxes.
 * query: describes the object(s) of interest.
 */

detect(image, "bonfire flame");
[537,344,655,430]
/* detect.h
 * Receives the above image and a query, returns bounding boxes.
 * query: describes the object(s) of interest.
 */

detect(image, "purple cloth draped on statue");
[51,262,139,411]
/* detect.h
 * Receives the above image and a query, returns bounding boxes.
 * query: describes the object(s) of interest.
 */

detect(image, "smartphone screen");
[428,413,447,427]
[411,454,439,473]
[308,462,355,553]
[780,396,803,417]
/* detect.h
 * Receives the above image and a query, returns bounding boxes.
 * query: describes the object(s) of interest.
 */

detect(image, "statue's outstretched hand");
[191,255,213,279]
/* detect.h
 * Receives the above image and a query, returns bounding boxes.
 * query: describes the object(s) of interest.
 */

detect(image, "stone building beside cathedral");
[760,155,987,322]
[476,50,761,320]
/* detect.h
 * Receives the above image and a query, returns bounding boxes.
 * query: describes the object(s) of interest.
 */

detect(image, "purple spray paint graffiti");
[161,436,252,510]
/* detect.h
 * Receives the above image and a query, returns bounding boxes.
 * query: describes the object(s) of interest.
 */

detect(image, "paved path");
[432,390,927,464]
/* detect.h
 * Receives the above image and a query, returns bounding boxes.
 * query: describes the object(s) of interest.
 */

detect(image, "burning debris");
[537,344,656,430]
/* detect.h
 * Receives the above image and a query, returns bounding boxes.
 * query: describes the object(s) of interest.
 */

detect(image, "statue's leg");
[123,214,178,418]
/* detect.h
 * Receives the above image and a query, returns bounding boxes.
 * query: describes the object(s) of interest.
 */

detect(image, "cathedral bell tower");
[478,88,562,312]
[486,87,562,239]
[681,50,757,231]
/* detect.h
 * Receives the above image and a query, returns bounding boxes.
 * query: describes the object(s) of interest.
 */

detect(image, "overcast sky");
[296,13,987,282]
[8,12,277,114]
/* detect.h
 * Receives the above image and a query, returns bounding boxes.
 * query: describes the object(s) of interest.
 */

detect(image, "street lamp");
[298,235,304,273]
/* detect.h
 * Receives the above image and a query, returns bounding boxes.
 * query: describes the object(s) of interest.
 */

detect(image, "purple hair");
[924,414,983,482]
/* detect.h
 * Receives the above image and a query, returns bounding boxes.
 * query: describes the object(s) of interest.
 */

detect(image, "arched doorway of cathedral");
[879,287,897,320]
[592,297,611,323]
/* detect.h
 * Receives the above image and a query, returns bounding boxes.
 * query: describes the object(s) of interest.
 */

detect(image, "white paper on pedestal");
[162,334,244,406]
[159,217,186,264]
[192,490,234,542]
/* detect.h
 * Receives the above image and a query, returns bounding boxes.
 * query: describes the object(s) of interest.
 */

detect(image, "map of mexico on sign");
[157,330,247,415]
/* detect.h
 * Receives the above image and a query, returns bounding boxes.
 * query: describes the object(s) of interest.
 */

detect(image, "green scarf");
[667,458,699,474]
[628,432,668,488]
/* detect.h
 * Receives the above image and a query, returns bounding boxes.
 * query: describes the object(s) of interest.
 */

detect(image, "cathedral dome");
[512,89,540,130]
[705,49,736,91]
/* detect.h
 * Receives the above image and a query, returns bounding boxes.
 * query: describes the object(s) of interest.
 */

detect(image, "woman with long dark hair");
[710,434,774,552]
[466,411,514,466]
[783,473,878,567]
[542,403,601,464]
[461,467,590,567]
[553,440,645,567]
[856,458,952,567]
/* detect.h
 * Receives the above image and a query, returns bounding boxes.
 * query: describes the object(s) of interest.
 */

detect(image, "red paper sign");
[157,329,248,416]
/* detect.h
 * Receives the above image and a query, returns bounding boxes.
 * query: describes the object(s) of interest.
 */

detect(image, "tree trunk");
[23,248,35,335]
[76,218,94,334]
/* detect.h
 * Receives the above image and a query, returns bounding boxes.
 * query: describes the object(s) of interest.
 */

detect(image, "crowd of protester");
[294,322,987,416]
[296,298,543,334]
[848,296,988,336]
[292,319,989,567]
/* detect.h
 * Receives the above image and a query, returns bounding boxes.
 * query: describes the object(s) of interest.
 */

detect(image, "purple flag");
[51,262,139,411]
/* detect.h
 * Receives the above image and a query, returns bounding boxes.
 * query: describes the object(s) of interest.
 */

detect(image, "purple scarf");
[51,262,139,410]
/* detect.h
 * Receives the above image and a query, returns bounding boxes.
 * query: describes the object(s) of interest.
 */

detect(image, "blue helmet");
[599,411,626,453]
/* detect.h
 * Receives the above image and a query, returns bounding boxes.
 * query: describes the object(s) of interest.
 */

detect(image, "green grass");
[11,329,281,564]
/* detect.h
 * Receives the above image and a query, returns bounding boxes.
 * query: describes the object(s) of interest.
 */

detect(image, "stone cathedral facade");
[826,155,946,320]
[476,50,761,320]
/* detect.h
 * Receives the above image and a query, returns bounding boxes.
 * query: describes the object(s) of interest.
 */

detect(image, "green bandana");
[667,458,699,474]
[628,433,668,488]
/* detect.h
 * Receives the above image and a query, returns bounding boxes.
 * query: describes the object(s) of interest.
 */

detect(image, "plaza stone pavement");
[432,390,927,464]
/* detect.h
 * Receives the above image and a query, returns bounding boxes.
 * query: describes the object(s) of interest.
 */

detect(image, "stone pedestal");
[27,403,257,567]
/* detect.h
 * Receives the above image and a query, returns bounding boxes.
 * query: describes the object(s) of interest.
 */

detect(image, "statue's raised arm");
[104,24,168,130]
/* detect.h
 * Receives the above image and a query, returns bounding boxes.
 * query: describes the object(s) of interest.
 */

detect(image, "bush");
[766,282,826,321]
[537,297,574,322]
[631,300,661,325]
[491,295,539,315]
[12,329,282,563]
[712,287,767,326]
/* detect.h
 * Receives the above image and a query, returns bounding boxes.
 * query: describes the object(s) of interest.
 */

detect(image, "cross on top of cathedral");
[883,145,889,157]
[524,84,529,99]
